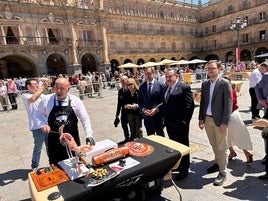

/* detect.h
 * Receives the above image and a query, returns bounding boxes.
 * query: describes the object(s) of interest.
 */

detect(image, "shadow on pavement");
[0,169,31,186]
[239,109,251,114]
[172,157,215,190]
[162,157,268,201]
[223,175,268,200]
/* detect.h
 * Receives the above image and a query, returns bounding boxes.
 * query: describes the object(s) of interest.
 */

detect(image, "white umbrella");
[118,62,140,68]
[139,61,161,67]
[254,52,268,58]
[158,59,178,65]
[189,59,208,64]
[172,60,191,65]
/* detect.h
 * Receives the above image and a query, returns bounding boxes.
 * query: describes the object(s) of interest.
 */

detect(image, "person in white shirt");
[21,77,27,90]
[249,65,263,120]
[0,80,8,111]
[38,77,95,165]
[23,78,49,170]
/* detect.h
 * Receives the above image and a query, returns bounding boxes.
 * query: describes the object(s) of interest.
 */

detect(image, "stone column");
[70,22,79,65]
[68,22,82,74]
[101,26,109,65]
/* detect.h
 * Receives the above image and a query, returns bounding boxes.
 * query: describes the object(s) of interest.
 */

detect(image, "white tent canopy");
[172,60,191,65]
[158,59,178,65]
[255,52,268,58]
[139,61,161,67]
[118,62,140,68]
[189,59,208,64]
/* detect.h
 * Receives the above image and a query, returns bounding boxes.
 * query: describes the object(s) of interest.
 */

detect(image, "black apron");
[47,96,79,165]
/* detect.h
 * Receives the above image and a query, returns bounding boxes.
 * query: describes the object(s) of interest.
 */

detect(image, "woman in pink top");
[7,79,18,110]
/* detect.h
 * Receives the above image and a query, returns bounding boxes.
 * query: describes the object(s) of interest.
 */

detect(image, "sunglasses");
[127,83,134,86]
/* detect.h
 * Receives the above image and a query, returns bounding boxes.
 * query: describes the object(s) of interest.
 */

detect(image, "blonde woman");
[122,78,142,141]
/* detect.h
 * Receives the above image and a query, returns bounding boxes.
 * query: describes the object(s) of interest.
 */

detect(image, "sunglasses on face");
[127,83,134,86]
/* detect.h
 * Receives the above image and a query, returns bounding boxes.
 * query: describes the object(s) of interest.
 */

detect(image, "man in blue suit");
[162,68,195,180]
[138,67,165,136]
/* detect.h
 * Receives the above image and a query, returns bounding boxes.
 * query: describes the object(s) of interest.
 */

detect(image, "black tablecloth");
[58,137,181,200]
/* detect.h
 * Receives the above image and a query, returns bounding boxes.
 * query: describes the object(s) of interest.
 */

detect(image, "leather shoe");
[174,172,189,181]
[258,174,268,180]
[118,139,129,145]
[261,156,266,164]
[213,173,226,186]
[207,163,219,173]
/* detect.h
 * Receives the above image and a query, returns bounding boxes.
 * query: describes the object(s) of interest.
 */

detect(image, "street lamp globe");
[230,16,248,64]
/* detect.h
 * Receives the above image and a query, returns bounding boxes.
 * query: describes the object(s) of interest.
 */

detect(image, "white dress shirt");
[206,77,217,116]
[249,67,262,88]
[38,93,94,138]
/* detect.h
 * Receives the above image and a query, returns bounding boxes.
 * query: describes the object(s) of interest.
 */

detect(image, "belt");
[206,115,212,118]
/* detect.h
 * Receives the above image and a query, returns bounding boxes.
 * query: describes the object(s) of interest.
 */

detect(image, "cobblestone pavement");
[0,80,268,201]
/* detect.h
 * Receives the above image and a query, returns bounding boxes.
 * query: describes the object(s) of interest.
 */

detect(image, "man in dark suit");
[138,67,165,136]
[259,128,268,180]
[198,60,232,186]
[115,75,130,144]
[162,68,195,180]
[254,62,268,173]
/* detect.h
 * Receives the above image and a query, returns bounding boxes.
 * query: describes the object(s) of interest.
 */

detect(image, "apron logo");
[56,115,68,123]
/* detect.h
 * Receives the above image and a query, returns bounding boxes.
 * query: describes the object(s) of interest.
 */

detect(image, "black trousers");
[249,87,260,119]
[8,93,17,109]
[263,128,268,174]
[121,112,130,141]
[165,120,190,173]
[143,113,165,137]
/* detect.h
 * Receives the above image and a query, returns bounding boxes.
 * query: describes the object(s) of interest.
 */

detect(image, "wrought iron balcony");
[0,36,72,47]
[0,36,103,49]
[76,39,103,48]
[106,27,200,37]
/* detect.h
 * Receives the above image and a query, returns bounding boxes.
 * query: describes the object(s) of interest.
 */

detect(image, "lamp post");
[230,16,247,63]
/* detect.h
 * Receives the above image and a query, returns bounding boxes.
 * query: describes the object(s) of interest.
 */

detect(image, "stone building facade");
[0,0,267,78]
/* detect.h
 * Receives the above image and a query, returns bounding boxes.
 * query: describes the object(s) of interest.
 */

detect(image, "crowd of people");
[115,61,268,185]
[0,60,267,189]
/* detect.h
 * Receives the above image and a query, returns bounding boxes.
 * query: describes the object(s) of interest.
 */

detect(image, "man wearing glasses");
[38,77,95,166]
[162,68,195,180]
[138,67,165,137]
[198,60,232,186]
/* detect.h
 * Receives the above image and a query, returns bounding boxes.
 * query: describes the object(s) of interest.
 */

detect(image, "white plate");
[87,168,120,187]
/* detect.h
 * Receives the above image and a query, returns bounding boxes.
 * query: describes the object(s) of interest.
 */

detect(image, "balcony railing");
[0,36,103,48]
[0,36,72,46]
[109,48,175,54]
[106,27,200,37]
[200,2,268,23]
[76,39,103,48]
